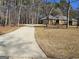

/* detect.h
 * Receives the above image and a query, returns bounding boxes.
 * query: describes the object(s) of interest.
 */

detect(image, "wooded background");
[0,0,79,27]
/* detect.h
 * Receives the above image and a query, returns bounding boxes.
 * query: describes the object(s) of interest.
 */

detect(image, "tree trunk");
[37,5,40,24]
[8,11,11,26]
[5,9,8,26]
[18,11,20,26]
[18,0,22,27]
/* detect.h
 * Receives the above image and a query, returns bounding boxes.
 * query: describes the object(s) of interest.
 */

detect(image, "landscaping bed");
[0,26,18,35]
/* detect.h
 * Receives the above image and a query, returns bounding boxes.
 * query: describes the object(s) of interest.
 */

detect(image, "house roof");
[41,15,67,20]
[55,15,67,21]
[41,15,57,20]
[72,18,77,22]
[41,15,77,22]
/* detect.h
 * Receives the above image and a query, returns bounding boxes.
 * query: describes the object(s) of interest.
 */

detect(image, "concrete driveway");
[0,27,46,58]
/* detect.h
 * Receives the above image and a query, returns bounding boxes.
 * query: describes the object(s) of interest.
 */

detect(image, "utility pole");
[67,0,70,28]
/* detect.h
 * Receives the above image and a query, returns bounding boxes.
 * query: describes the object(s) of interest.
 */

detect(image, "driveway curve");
[0,27,46,58]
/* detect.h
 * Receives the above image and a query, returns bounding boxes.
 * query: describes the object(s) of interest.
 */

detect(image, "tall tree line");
[0,0,78,27]
[0,0,44,26]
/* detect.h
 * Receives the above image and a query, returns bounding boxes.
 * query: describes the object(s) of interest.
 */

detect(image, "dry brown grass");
[0,26,18,35]
[35,27,79,59]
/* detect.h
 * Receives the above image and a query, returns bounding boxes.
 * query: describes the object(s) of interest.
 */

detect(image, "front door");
[56,20,59,25]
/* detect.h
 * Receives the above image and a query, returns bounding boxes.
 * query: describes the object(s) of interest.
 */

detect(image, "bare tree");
[5,8,8,26]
